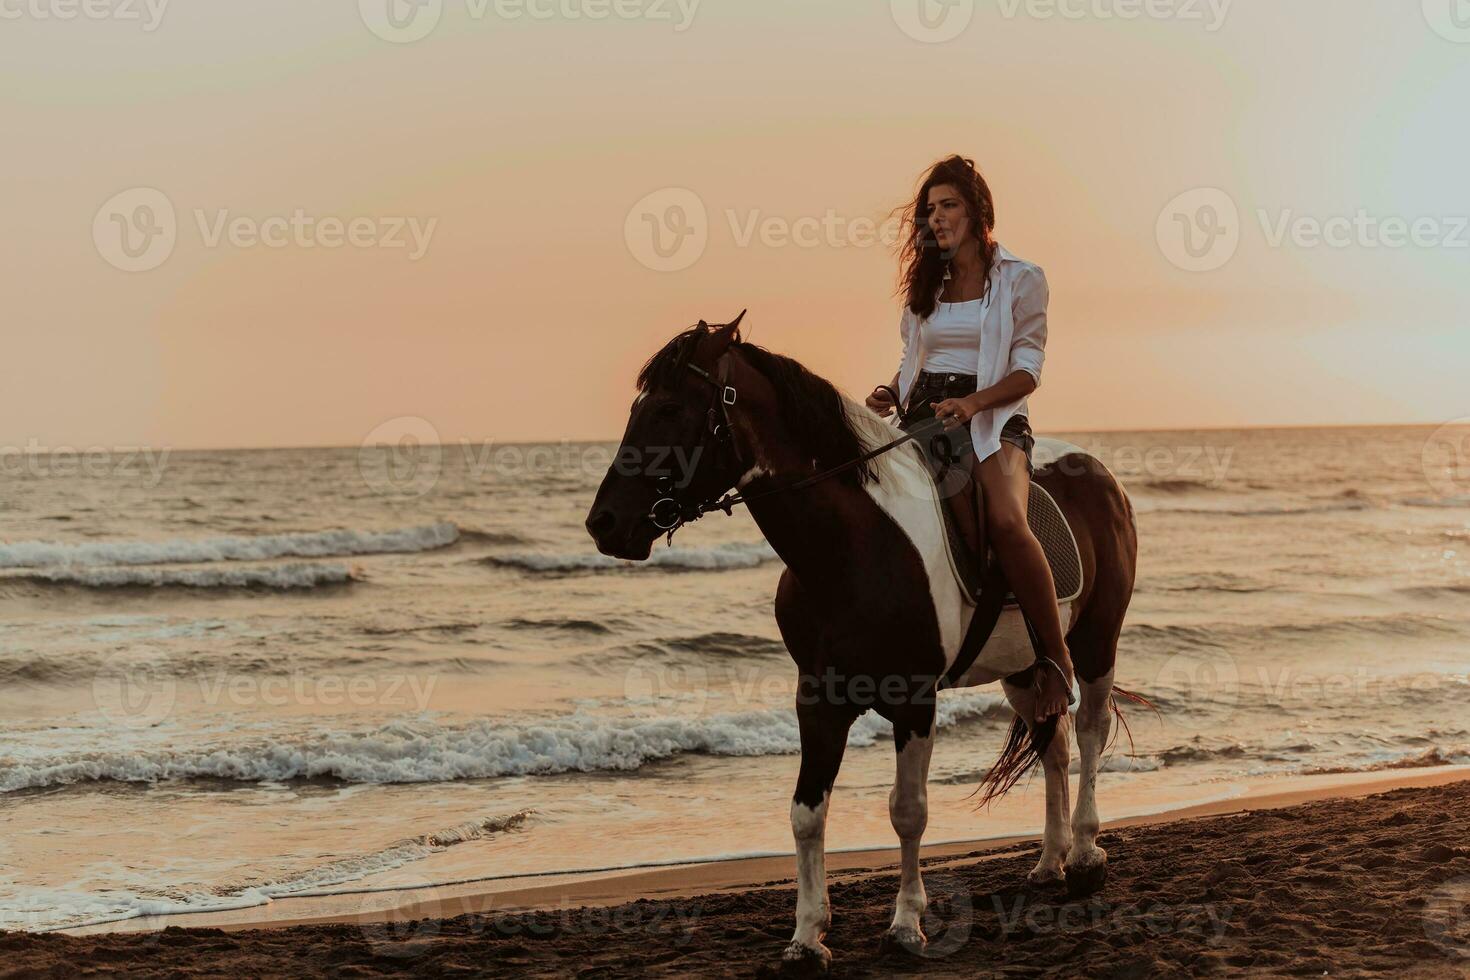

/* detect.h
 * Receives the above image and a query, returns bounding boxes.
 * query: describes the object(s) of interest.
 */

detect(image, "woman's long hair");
[895,155,998,321]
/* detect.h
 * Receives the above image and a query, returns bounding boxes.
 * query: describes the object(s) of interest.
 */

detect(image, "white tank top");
[918,297,985,374]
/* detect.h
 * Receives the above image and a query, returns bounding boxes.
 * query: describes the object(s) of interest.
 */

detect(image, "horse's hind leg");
[882,706,936,952]
[1001,678,1072,885]
[1066,666,1114,897]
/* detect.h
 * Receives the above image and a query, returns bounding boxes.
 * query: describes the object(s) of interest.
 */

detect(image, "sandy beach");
[5,770,1467,977]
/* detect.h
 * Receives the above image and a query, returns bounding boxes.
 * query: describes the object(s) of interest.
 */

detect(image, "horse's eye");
[653,402,682,420]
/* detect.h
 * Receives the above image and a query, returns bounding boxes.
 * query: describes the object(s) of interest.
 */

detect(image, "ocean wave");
[502,616,617,636]
[1129,477,1231,494]
[458,529,536,546]
[1139,572,1272,594]
[1125,611,1467,655]
[16,809,534,933]
[1137,500,1373,517]
[1301,745,1470,775]
[0,691,1006,793]
[10,562,357,591]
[592,632,788,666]
[484,541,779,574]
[1400,494,1470,509]
[0,523,459,570]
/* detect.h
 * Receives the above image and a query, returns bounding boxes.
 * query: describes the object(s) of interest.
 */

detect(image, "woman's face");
[925,183,973,254]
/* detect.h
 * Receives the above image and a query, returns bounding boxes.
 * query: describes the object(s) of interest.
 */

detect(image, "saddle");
[890,391,1083,608]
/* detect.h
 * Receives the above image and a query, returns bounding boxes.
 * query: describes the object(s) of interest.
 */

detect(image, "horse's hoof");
[1027,864,1067,887]
[878,925,927,957]
[1064,853,1108,899]
[780,940,832,975]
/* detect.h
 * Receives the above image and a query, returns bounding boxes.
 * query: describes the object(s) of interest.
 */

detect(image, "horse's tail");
[973,685,1159,808]
[1107,685,1158,755]
[973,714,1057,809]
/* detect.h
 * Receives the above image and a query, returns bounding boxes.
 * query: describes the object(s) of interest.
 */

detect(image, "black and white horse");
[586,316,1141,969]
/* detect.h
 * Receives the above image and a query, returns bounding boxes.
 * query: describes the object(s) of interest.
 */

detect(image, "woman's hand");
[865,386,897,417]
[933,394,981,430]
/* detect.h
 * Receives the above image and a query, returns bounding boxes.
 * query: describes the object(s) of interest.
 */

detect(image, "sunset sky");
[2,0,1467,450]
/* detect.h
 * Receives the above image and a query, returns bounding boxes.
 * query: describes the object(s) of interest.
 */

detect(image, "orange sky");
[2,0,1466,450]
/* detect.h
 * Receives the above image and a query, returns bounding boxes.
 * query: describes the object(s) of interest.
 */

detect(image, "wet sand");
[6,770,1470,977]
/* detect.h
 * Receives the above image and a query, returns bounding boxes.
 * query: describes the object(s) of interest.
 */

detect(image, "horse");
[585,315,1141,971]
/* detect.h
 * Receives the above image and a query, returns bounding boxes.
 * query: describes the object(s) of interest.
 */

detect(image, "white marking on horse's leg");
[887,728,934,941]
[1069,667,1114,872]
[1002,679,1072,884]
[787,792,832,959]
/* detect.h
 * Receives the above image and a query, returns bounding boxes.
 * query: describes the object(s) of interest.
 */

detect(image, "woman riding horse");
[866,154,1076,723]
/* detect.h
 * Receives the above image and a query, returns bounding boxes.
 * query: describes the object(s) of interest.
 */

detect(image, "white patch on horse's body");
[842,399,973,670]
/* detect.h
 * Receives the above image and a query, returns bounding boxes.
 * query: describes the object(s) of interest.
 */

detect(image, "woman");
[864,154,1075,723]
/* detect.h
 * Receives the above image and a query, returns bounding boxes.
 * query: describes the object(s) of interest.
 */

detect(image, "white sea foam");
[0,523,459,569]
[488,540,779,573]
[0,691,1006,793]
[16,562,356,590]
[15,810,534,933]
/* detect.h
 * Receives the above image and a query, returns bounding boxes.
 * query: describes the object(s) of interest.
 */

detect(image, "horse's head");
[585,313,750,560]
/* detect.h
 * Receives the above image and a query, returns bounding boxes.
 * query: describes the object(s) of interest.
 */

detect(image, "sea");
[1,423,1467,932]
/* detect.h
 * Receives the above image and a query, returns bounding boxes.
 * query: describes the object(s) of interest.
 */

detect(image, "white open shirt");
[894,242,1049,465]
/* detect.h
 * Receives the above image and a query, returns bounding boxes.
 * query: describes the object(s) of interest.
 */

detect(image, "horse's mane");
[636,324,904,489]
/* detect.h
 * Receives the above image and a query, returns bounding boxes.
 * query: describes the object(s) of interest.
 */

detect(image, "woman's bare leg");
[972,445,1074,721]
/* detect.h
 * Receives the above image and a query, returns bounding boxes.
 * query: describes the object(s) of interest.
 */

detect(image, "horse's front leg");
[883,704,936,953]
[784,698,855,971]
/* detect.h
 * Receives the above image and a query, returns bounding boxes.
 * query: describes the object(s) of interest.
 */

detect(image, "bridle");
[645,354,946,542]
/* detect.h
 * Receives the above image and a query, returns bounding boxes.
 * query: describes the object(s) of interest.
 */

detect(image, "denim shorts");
[907,370,1035,476]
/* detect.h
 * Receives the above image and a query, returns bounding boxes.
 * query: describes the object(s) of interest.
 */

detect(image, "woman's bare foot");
[1035,645,1075,722]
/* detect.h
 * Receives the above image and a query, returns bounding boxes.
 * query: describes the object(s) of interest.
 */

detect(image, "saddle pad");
[926,467,1085,608]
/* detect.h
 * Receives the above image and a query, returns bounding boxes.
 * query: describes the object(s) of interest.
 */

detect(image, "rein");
[647,360,947,542]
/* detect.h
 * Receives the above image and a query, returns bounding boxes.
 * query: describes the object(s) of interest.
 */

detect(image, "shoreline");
[67,764,1470,938]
